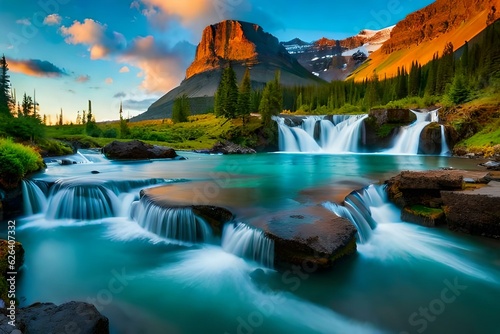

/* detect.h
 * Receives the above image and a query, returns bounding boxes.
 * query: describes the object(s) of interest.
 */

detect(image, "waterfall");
[221,222,274,268]
[46,182,120,220]
[386,109,444,155]
[131,197,212,243]
[22,180,48,216]
[273,115,368,153]
[323,185,384,243]
[440,125,450,155]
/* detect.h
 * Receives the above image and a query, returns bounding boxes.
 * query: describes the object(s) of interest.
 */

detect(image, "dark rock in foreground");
[0,302,109,334]
[260,206,357,269]
[103,140,177,160]
[442,181,500,239]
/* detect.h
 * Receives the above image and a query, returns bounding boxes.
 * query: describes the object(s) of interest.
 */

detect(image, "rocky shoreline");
[386,169,500,239]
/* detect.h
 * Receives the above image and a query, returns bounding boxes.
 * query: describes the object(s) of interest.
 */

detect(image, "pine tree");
[119,101,130,137]
[259,70,282,126]
[59,108,63,125]
[409,61,421,96]
[0,55,12,116]
[214,64,238,119]
[236,68,251,125]
[85,100,101,137]
[436,42,454,94]
[366,72,380,107]
[172,94,191,123]
[448,74,469,104]
[82,110,87,125]
[76,110,81,125]
[21,93,33,117]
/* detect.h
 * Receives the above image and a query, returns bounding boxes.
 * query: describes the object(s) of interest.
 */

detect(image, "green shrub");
[38,139,74,156]
[0,138,44,189]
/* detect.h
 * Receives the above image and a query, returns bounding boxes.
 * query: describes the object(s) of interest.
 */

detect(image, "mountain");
[282,26,394,81]
[134,20,323,121]
[350,0,499,80]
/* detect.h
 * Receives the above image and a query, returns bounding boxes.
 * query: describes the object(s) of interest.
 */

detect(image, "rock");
[59,159,76,165]
[386,170,464,208]
[368,108,416,126]
[442,181,500,239]
[0,240,24,306]
[0,185,23,221]
[103,140,178,160]
[91,171,100,174]
[200,141,256,155]
[401,205,445,227]
[418,123,445,155]
[0,302,109,334]
[260,206,357,270]
[480,160,500,171]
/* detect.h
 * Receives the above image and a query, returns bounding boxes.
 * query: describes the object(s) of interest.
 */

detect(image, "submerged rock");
[260,206,357,270]
[103,140,178,160]
[0,302,109,334]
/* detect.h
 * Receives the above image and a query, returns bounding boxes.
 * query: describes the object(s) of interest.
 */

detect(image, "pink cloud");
[60,19,126,59]
[44,14,62,26]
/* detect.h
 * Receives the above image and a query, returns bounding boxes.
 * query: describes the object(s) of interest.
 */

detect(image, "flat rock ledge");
[386,170,500,238]
[103,140,178,160]
[259,206,357,270]
[0,302,109,334]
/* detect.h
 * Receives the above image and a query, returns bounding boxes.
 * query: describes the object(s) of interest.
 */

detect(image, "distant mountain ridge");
[133,20,323,121]
[350,0,499,80]
[281,26,394,81]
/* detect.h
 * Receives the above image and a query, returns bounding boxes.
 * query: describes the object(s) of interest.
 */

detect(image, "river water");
[11,151,500,334]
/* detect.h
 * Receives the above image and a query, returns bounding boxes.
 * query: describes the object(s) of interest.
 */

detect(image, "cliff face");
[186,20,282,79]
[381,0,498,54]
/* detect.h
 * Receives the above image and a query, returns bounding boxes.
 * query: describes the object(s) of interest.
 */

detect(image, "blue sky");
[0,0,434,122]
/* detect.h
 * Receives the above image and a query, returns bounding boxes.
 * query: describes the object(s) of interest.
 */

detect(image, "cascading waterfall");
[39,178,173,220]
[386,109,448,155]
[323,185,382,243]
[22,180,48,216]
[46,182,120,220]
[273,115,368,153]
[221,222,274,268]
[440,125,450,155]
[131,197,212,243]
[325,184,496,282]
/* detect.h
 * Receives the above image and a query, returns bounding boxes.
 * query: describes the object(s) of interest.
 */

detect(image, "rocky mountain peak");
[185,20,283,79]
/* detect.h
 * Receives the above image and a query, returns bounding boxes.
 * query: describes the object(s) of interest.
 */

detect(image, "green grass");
[457,118,500,156]
[0,138,44,189]
[408,205,444,220]
[44,114,265,150]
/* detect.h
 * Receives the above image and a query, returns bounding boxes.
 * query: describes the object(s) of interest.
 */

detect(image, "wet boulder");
[258,206,357,270]
[103,140,178,160]
[0,302,109,334]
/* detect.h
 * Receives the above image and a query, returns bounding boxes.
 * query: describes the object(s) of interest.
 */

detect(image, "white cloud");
[105,77,114,84]
[16,18,31,26]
